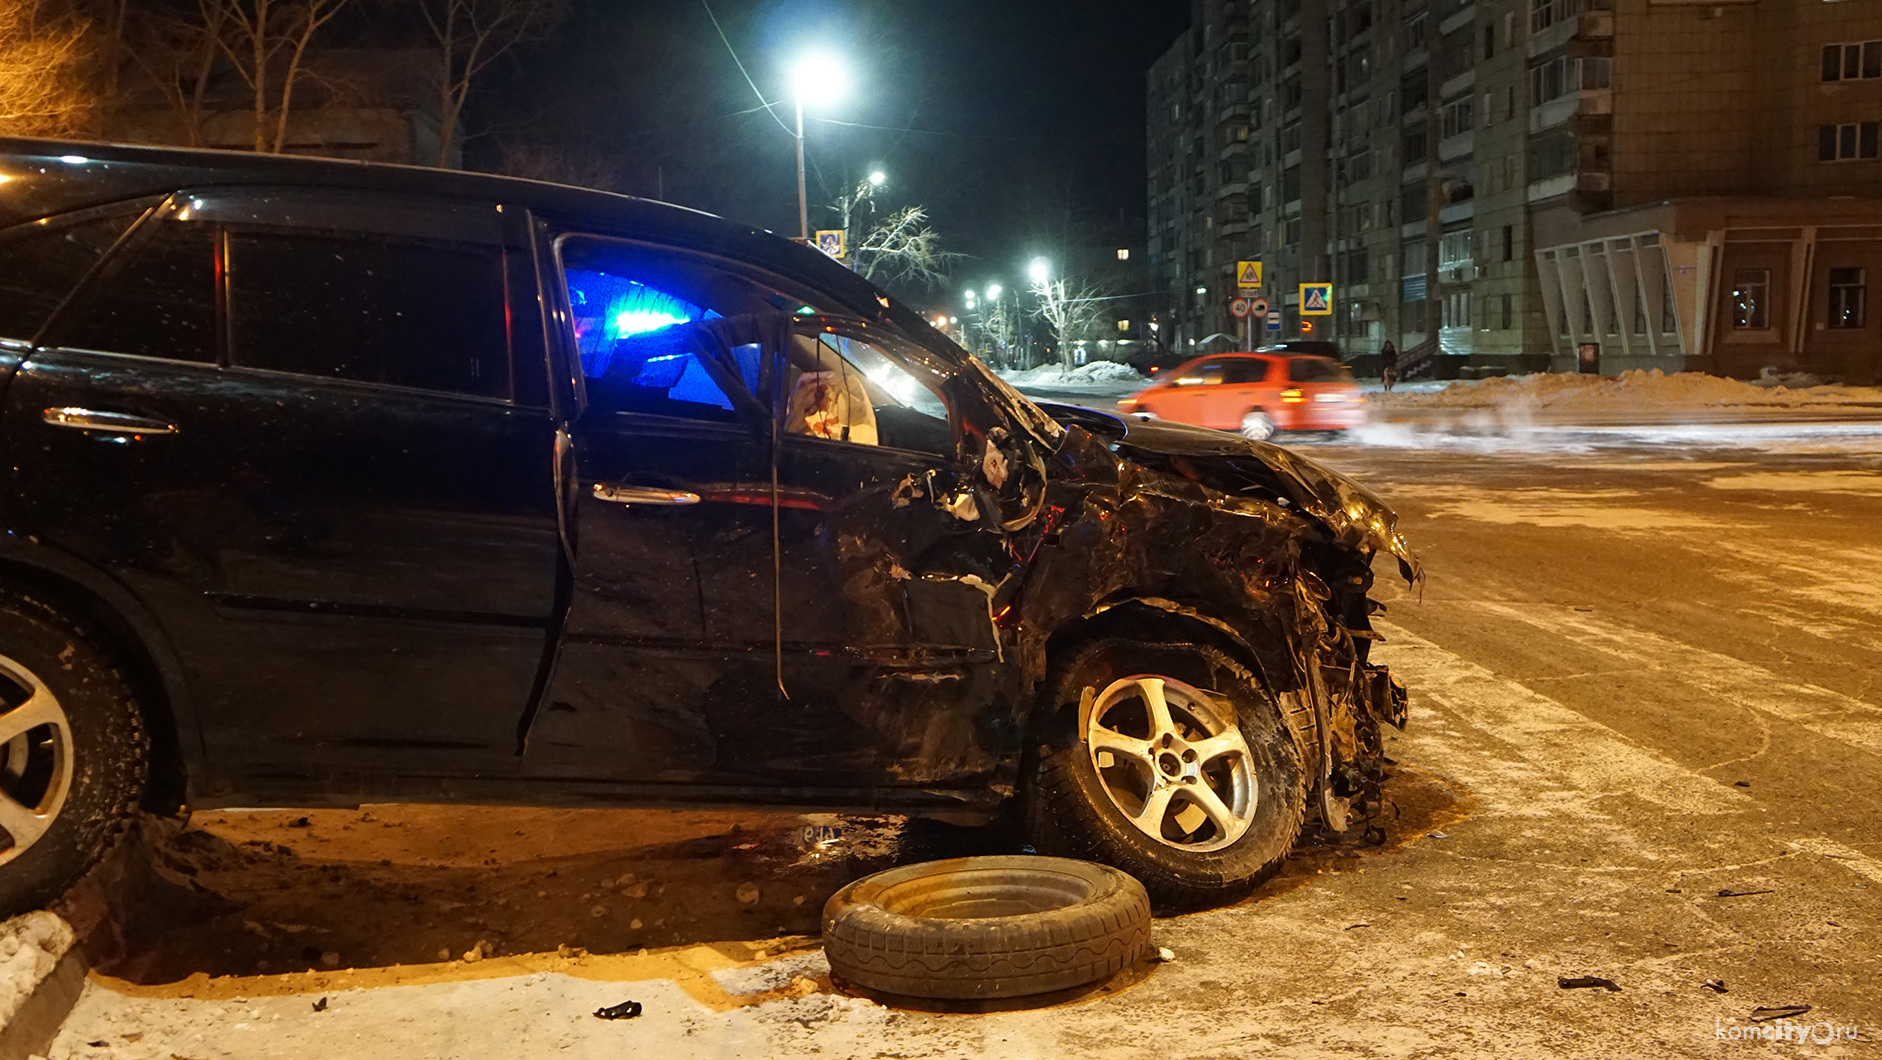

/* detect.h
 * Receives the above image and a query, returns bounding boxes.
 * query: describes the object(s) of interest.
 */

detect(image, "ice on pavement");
[1372,369,1882,415]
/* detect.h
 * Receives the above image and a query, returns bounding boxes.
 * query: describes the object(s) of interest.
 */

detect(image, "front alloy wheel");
[1084,675,1256,853]
[1027,639,1307,910]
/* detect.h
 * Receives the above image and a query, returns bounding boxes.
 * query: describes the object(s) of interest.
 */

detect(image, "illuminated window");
[1828,268,1866,329]
[1731,269,1770,329]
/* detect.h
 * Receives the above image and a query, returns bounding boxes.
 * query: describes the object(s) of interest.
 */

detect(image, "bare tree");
[0,0,93,136]
[1030,273,1110,370]
[853,206,958,290]
[416,0,566,167]
[203,0,349,153]
[122,1,229,146]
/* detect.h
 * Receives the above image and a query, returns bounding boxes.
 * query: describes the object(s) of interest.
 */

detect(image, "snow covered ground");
[1370,369,1882,416]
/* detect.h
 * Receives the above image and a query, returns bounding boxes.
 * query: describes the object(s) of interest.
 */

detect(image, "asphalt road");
[46,419,1882,1058]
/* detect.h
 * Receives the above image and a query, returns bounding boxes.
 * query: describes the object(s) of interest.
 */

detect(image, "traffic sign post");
[1236,260,1263,290]
[1229,297,1252,319]
[1266,315,1282,332]
[816,230,846,259]
[1300,282,1333,316]
[1249,297,1269,320]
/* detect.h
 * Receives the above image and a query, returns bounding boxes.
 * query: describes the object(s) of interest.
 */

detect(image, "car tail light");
[1281,388,1305,404]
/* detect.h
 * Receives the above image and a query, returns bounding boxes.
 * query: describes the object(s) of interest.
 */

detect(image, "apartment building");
[1148,0,1882,381]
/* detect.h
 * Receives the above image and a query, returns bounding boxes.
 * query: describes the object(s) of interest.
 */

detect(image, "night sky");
[485,0,1191,300]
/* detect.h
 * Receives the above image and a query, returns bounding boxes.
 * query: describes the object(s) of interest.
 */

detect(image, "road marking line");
[1469,601,1882,760]
[1373,621,1748,816]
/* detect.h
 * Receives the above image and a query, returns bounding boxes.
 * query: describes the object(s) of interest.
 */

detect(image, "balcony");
[1439,199,1476,224]
[1527,172,1576,202]
[1217,180,1250,200]
[1438,130,1474,161]
[1529,89,1611,133]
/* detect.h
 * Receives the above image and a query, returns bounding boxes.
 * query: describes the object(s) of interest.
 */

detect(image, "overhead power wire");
[700,0,794,136]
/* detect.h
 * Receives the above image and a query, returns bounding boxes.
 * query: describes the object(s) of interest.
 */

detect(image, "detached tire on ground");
[0,592,148,917]
[822,855,1151,999]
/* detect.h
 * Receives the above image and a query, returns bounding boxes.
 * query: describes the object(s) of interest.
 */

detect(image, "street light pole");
[795,95,809,243]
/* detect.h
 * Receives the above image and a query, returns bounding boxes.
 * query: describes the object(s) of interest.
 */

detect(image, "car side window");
[227,230,512,399]
[1222,359,1271,384]
[782,332,952,455]
[0,212,142,345]
[56,219,219,363]
[1173,359,1228,386]
[558,236,810,424]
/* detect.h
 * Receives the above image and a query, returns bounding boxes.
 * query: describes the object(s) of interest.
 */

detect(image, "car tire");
[1025,639,1308,911]
[1239,409,1276,441]
[822,855,1151,999]
[0,592,148,917]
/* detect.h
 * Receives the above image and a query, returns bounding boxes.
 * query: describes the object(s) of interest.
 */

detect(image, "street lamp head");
[789,52,847,108]
[868,170,886,187]
[985,283,1002,300]
[1027,257,1051,285]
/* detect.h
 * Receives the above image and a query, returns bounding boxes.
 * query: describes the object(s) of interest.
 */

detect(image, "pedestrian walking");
[1380,340,1399,392]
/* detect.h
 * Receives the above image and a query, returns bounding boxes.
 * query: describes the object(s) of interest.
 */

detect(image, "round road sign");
[1229,297,1252,319]
[1249,297,1270,319]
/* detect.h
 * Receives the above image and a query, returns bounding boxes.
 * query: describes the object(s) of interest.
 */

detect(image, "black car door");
[526,236,1011,799]
[4,189,561,781]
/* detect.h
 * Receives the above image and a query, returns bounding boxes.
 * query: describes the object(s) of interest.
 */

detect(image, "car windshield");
[1288,357,1353,383]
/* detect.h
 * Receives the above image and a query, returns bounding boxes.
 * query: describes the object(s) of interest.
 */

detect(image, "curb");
[0,912,87,1060]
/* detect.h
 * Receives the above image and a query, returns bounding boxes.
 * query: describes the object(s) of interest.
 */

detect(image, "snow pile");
[997,361,1146,387]
[1374,370,1882,414]
[0,911,75,1027]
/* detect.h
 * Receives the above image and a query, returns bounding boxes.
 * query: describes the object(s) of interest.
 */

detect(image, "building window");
[1501,292,1514,329]
[1731,269,1770,329]
[1405,11,1427,50]
[1443,290,1473,328]
[1818,122,1880,161]
[1403,123,1428,163]
[1530,56,1569,104]
[1502,224,1515,262]
[1820,41,1882,82]
[1283,166,1301,202]
[1284,217,1302,248]
[1530,0,1582,35]
[1281,120,1302,153]
[1578,56,1612,89]
[1828,267,1866,328]
[1439,229,1474,270]
[1441,96,1476,138]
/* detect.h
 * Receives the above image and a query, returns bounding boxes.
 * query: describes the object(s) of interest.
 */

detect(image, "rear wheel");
[0,592,147,916]
[1239,409,1276,441]
[1026,639,1307,910]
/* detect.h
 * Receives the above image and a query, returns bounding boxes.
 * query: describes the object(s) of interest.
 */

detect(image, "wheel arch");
[0,548,195,817]
[1037,597,1284,721]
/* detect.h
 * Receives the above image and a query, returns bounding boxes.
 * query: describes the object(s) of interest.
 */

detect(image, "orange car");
[1117,352,1367,441]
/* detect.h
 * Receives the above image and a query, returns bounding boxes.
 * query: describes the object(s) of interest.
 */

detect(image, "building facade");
[1148,0,1882,381]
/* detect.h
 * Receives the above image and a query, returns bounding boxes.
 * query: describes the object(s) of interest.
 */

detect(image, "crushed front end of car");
[1008,397,1422,839]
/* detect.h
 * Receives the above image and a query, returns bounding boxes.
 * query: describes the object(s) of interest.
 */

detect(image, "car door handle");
[42,408,179,435]
[592,483,701,506]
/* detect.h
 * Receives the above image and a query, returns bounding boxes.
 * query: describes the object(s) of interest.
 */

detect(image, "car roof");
[0,136,900,328]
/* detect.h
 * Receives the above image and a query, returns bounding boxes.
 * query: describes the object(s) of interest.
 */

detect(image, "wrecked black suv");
[0,139,1420,914]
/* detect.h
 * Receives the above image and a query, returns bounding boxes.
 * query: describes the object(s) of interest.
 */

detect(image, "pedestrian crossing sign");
[816,230,846,259]
[1237,261,1263,289]
[1300,282,1333,316]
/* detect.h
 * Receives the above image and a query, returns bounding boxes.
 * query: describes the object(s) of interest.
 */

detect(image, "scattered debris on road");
[1715,888,1775,898]
[593,1000,643,1020]
[1702,979,1728,994]
[1152,947,1177,962]
[1557,976,1622,992]
[312,996,328,1012]
[1750,1005,1812,1022]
